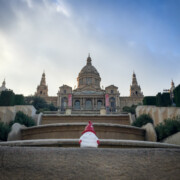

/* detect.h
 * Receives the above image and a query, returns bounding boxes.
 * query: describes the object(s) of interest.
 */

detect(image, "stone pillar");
[92,98,94,110]
[94,98,97,110]
[83,98,85,110]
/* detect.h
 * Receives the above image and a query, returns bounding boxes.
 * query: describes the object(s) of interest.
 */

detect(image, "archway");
[109,97,116,112]
[74,100,80,110]
[85,99,92,110]
[97,100,102,110]
[61,97,68,111]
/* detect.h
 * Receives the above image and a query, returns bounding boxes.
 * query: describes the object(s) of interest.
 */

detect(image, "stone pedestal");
[100,107,106,115]
[65,108,72,115]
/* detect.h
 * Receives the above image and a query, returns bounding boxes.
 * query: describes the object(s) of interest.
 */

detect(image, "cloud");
[0,0,179,97]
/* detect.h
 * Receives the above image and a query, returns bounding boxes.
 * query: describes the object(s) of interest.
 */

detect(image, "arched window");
[109,97,116,112]
[74,100,80,110]
[85,99,92,110]
[97,100,102,110]
[61,97,68,110]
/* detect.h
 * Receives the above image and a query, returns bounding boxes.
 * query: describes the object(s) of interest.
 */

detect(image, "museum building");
[35,55,144,113]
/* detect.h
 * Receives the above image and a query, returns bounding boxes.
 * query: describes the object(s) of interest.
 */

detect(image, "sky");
[0,0,179,97]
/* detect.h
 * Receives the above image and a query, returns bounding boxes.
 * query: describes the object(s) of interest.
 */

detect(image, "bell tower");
[130,72,143,97]
[35,71,48,97]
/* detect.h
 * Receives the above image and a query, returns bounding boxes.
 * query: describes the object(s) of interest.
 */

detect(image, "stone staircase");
[41,114,131,125]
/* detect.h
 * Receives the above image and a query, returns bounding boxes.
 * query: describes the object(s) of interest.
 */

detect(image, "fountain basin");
[21,123,145,141]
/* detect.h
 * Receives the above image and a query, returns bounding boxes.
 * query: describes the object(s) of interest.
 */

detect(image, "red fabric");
[97,140,100,145]
[79,140,82,144]
[82,121,96,135]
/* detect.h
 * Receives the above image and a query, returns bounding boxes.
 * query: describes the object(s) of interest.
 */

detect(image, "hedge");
[0,90,25,106]
[143,96,156,105]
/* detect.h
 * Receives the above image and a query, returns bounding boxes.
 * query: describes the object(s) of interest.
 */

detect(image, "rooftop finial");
[2,78,5,87]
[87,54,92,65]
[42,70,45,77]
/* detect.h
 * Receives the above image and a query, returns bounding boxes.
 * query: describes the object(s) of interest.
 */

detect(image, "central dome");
[76,55,101,91]
[79,56,100,76]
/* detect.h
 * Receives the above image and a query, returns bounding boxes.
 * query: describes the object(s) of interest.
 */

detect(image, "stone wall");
[44,96,58,106]
[136,106,180,126]
[120,96,143,110]
[163,132,180,145]
[0,105,36,124]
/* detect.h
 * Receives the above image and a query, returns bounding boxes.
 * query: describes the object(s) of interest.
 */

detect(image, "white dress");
[79,132,99,148]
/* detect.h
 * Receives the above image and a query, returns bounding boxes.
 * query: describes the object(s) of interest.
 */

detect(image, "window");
[85,99,92,110]
[97,100,102,110]
[64,90,66,94]
[111,90,114,94]
[74,100,80,110]
[79,79,83,85]
[86,78,92,85]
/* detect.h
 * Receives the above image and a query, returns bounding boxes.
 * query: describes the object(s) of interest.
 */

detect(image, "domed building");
[35,55,144,113]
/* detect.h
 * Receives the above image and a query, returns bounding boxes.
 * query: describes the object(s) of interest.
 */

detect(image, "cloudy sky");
[0,0,179,96]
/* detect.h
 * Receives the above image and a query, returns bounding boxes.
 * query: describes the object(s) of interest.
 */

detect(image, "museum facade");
[35,55,144,113]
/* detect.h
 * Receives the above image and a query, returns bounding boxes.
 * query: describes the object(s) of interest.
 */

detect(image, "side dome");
[76,55,101,91]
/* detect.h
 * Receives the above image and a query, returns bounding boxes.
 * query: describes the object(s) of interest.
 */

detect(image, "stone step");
[1,139,180,148]
[41,114,131,125]
[1,146,180,180]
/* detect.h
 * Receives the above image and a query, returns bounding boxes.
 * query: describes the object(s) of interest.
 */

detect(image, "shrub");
[143,96,156,105]
[0,122,11,141]
[12,111,35,127]
[122,105,137,114]
[132,114,154,127]
[155,118,180,141]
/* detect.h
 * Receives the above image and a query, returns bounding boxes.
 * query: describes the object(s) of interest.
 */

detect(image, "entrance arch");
[97,100,102,110]
[74,100,80,110]
[85,99,92,110]
[109,97,116,112]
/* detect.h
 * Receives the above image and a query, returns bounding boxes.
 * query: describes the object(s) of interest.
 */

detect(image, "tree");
[143,96,156,105]
[0,90,15,106]
[122,105,137,114]
[14,94,25,105]
[174,85,180,107]
[156,92,171,107]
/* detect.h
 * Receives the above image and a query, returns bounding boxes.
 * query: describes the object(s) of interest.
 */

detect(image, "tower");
[0,79,7,93]
[130,72,143,97]
[170,80,175,93]
[35,72,48,97]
